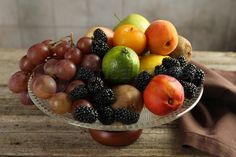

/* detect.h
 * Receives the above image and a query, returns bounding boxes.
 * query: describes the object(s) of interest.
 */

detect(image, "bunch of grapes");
[8,33,101,114]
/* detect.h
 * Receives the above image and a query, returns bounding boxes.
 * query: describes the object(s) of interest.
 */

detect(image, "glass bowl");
[28,75,203,131]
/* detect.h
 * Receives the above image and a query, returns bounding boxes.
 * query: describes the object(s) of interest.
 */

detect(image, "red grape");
[65,80,85,94]
[32,75,56,99]
[55,59,76,81]
[8,71,29,93]
[19,91,34,105]
[42,39,54,56]
[64,47,83,64]
[76,37,92,54]
[56,79,69,92]
[71,99,93,113]
[32,63,45,83]
[27,43,50,65]
[81,54,101,71]
[52,41,70,58]
[42,39,53,46]
[49,92,71,114]
[44,58,58,76]
[19,55,35,72]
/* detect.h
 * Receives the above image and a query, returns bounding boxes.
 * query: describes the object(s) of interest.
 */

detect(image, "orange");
[113,24,146,55]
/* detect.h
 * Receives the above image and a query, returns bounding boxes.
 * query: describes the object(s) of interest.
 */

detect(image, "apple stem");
[114,13,121,22]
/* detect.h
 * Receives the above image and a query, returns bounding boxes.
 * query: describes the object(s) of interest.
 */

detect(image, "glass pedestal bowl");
[28,76,203,146]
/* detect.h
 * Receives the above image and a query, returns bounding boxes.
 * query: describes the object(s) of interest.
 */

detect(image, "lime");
[102,46,140,84]
[140,54,169,74]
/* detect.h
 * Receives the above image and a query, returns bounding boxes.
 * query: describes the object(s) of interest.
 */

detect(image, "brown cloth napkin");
[179,61,236,157]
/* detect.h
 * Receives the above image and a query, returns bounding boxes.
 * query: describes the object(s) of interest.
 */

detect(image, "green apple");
[114,13,150,32]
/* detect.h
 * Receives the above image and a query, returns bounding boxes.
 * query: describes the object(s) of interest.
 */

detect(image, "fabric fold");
[180,61,236,157]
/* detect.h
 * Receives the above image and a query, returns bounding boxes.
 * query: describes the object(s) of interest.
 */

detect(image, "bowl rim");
[28,75,203,131]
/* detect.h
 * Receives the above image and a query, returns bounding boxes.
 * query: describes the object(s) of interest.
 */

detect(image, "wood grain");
[1,49,236,157]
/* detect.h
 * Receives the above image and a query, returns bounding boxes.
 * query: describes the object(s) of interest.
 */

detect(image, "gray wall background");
[0,0,235,51]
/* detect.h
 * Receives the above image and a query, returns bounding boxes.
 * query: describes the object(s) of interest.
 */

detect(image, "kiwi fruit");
[169,35,192,62]
[112,85,143,114]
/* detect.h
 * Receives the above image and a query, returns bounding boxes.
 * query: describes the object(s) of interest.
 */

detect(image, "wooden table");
[1,49,236,157]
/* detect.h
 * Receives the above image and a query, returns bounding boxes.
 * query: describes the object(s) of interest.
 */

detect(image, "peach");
[145,20,178,55]
[144,75,184,116]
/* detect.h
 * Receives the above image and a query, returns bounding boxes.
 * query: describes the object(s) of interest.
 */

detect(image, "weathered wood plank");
[0,131,210,157]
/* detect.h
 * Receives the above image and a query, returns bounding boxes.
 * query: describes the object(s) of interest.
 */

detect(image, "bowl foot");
[88,129,142,146]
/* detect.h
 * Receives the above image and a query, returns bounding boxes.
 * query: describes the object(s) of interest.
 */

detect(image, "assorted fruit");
[8,13,205,125]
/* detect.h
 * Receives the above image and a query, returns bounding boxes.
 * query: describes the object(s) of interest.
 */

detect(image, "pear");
[114,13,150,33]
[169,35,192,62]
[112,85,143,114]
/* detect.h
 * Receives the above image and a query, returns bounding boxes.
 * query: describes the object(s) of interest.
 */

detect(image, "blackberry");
[180,80,197,99]
[93,28,107,43]
[97,106,115,125]
[93,88,116,107]
[68,84,88,101]
[154,65,167,75]
[134,71,152,92]
[193,68,205,86]
[115,108,139,125]
[177,56,187,67]
[73,106,98,123]
[87,77,104,94]
[180,64,197,82]
[75,67,95,82]
[166,66,183,79]
[162,57,180,69]
[92,39,109,58]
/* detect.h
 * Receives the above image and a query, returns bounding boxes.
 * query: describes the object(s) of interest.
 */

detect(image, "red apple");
[85,26,114,47]
[144,75,184,116]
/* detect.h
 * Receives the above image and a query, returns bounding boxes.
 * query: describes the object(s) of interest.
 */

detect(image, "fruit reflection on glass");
[32,75,56,99]
[8,14,205,127]
[49,92,72,114]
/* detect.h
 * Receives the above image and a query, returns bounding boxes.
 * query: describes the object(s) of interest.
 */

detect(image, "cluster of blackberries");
[73,106,140,125]
[155,56,204,99]
[91,29,110,58]
[134,56,205,99]
[134,71,153,92]
[70,67,139,125]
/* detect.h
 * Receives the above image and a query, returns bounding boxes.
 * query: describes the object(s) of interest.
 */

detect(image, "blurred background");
[0,0,235,51]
